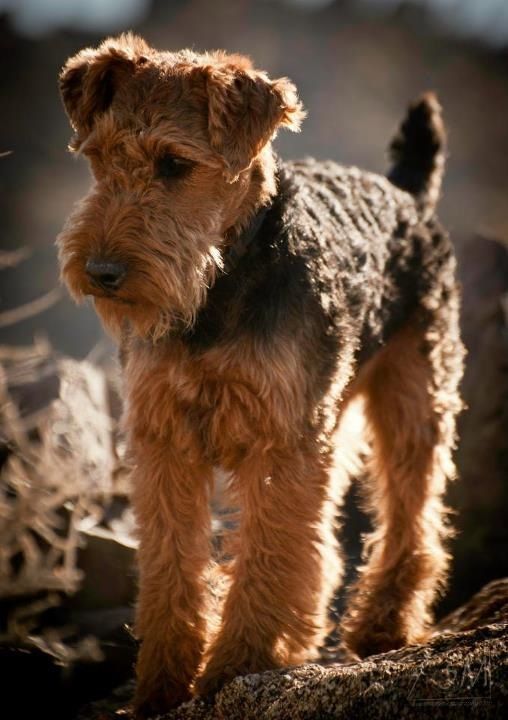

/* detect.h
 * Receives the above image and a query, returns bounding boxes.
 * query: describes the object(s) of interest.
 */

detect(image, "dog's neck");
[221,145,278,269]
[222,203,271,273]
[224,146,277,236]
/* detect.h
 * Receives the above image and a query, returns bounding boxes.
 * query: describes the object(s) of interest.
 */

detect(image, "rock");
[71,528,137,612]
[166,629,508,719]
[78,579,508,720]
[436,578,508,633]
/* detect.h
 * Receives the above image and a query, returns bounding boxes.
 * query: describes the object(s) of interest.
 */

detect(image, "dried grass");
[0,338,117,601]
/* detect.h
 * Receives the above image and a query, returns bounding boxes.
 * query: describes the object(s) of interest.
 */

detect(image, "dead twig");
[0,287,62,328]
[0,247,31,269]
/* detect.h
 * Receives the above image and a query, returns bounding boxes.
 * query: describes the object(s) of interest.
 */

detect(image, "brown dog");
[58,33,464,717]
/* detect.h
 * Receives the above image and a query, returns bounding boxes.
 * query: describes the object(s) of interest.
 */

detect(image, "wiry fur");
[57,33,464,718]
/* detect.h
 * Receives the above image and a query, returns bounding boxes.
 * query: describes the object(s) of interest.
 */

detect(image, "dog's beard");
[58,194,225,343]
[93,298,189,343]
[77,243,223,343]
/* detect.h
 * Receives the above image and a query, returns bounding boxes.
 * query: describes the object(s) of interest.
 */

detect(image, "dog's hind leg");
[341,304,463,657]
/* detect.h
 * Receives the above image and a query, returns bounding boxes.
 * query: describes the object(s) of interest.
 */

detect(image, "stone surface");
[79,579,508,720]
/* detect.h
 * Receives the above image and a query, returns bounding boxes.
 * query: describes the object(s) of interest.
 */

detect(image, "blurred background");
[0,1,507,717]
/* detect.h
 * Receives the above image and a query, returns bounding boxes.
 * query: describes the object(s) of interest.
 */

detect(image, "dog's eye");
[156,154,192,181]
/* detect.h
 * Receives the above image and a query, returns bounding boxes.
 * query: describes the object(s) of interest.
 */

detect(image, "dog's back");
[186,96,453,376]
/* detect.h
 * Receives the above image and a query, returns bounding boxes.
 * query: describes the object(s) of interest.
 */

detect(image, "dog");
[57,33,464,717]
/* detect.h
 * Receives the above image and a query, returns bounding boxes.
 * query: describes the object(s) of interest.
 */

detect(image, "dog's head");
[57,33,304,341]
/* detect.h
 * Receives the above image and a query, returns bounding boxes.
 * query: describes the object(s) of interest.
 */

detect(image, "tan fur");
[57,34,464,718]
[341,308,463,656]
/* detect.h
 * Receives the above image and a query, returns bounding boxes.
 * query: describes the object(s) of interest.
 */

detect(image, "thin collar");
[222,204,271,273]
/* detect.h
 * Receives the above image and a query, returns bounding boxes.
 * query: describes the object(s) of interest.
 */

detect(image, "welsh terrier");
[58,33,464,718]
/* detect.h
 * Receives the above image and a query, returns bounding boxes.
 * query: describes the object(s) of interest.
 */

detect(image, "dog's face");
[57,33,303,341]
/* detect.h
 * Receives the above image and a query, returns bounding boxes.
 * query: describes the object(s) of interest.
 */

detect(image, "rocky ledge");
[82,578,508,720]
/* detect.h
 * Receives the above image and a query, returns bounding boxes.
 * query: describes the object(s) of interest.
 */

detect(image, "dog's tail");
[387,92,446,220]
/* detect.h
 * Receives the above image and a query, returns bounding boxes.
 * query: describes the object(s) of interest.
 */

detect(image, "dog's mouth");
[83,283,135,305]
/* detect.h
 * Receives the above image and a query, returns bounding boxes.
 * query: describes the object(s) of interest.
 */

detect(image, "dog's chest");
[124,337,311,461]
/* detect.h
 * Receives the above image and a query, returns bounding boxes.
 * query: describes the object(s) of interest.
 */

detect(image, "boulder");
[79,579,508,719]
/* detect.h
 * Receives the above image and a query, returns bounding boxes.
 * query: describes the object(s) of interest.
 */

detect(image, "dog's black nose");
[86,259,127,291]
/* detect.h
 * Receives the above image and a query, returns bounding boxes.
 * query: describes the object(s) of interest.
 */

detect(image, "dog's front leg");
[196,439,338,696]
[130,437,213,718]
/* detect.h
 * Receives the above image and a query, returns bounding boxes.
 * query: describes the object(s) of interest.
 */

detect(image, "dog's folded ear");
[59,33,147,145]
[200,57,305,181]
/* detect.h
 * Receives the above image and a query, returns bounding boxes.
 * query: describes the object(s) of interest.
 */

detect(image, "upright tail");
[387,92,446,220]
